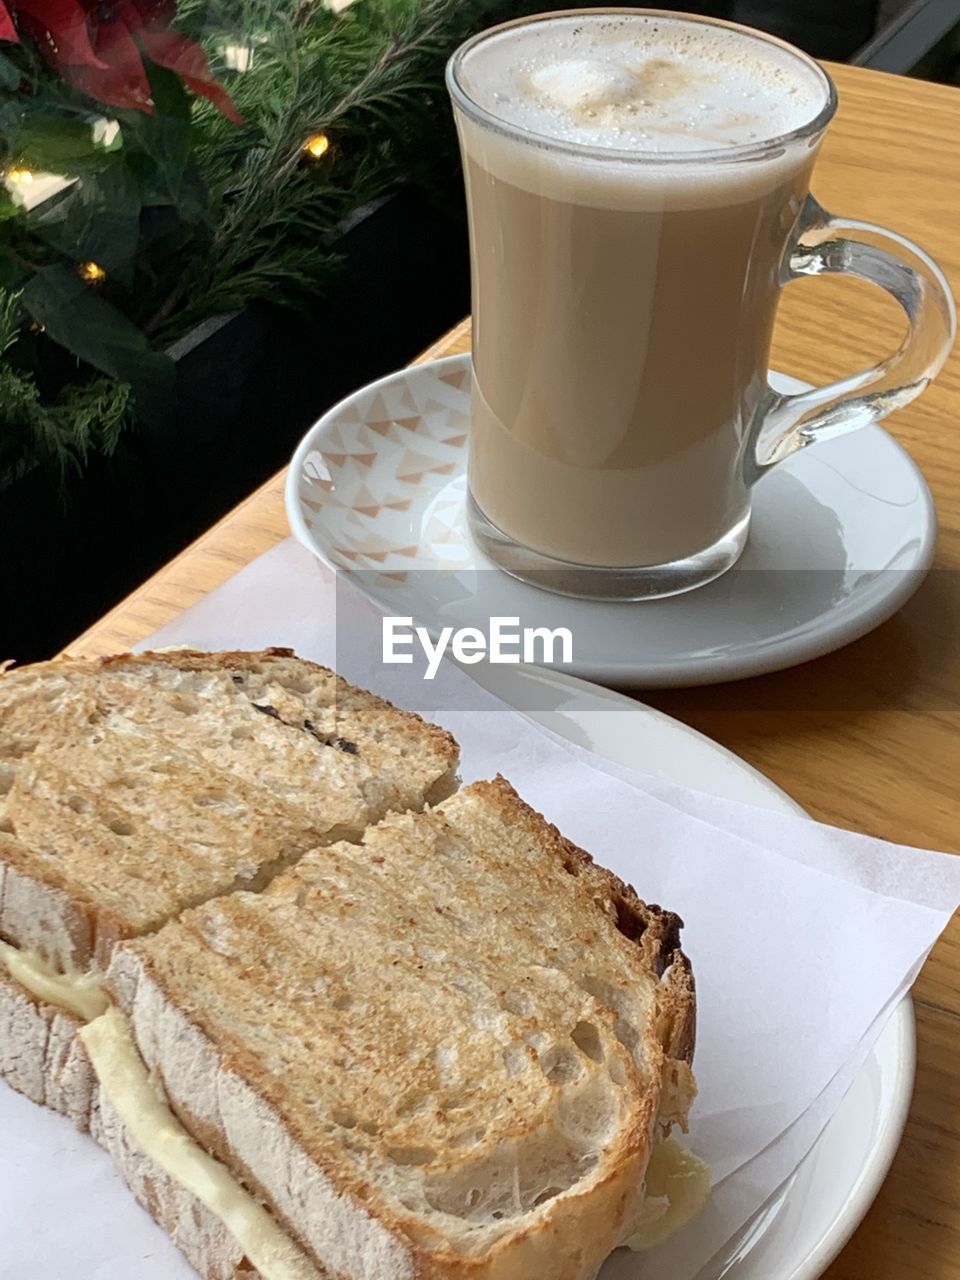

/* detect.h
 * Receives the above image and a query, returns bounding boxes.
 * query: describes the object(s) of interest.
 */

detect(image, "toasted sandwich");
[0,648,458,1128]
[83,778,700,1280]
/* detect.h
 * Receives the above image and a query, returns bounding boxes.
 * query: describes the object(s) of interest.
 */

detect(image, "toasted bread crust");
[98,647,457,773]
[1,647,455,767]
[472,777,696,1076]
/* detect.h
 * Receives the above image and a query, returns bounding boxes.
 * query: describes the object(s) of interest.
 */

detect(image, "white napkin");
[3,537,958,1280]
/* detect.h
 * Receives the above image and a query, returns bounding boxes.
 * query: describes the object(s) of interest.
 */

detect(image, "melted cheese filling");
[81,1009,321,1280]
[625,1136,712,1250]
[0,940,108,1021]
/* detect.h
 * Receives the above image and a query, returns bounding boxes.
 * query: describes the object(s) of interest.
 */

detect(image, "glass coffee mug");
[446,9,956,600]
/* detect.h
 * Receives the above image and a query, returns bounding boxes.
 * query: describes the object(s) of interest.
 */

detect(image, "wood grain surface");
[68,63,960,1278]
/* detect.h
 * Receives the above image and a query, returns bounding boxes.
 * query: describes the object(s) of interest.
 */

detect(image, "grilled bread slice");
[0,648,458,1125]
[101,777,695,1280]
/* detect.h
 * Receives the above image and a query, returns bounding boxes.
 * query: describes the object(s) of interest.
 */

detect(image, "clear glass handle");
[747,195,956,484]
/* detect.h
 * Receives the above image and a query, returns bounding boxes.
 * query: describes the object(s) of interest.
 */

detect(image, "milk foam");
[458,13,827,153]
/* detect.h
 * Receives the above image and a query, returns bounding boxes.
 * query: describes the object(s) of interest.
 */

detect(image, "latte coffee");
[449,12,832,582]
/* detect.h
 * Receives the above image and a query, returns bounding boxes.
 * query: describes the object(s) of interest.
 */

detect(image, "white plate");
[286,354,936,688]
[0,665,913,1280]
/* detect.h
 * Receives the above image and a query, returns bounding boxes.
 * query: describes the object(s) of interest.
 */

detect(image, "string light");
[78,260,107,285]
[303,132,331,160]
[217,32,268,72]
[220,41,254,72]
[5,169,76,210]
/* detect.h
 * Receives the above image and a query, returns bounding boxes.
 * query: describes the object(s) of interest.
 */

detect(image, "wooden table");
[70,63,960,1280]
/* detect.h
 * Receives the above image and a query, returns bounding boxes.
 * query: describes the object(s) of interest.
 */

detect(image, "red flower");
[0,0,242,123]
[0,1,19,40]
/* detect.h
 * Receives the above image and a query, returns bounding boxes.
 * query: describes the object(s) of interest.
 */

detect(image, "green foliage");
[0,291,132,484]
[0,52,20,92]
[0,0,532,483]
[21,265,175,428]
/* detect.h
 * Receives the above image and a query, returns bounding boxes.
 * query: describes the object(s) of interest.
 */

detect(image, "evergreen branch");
[275,0,450,182]
[0,360,132,488]
[0,290,19,355]
[1,288,132,485]
[158,0,479,330]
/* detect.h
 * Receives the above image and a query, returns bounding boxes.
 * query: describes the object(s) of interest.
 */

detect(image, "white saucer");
[0,663,913,1280]
[286,354,936,688]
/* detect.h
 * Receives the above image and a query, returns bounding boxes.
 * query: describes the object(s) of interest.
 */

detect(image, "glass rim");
[446,7,837,166]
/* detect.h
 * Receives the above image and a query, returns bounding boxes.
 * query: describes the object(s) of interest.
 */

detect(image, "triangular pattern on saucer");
[296,356,473,572]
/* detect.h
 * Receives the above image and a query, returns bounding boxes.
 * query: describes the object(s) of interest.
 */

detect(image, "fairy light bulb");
[78,260,107,285]
[303,132,331,160]
[6,168,34,185]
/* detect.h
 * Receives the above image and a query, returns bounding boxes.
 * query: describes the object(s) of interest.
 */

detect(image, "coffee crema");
[452,13,831,568]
